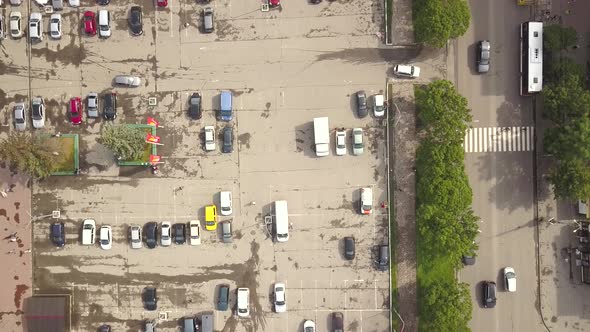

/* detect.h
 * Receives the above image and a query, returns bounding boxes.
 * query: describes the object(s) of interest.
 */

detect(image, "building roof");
[24,296,69,332]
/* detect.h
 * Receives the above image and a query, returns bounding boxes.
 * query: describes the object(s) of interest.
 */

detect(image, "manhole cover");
[148,97,157,106]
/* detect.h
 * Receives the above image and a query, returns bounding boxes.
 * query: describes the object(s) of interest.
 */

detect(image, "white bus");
[520,21,543,96]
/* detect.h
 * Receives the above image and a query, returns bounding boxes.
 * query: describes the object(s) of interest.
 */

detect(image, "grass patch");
[389,198,400,331]
[50,136,76,173]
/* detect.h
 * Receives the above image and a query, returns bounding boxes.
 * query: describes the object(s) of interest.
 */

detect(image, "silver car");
[31,97,45,129]
[87,93,99,118]
[352,128,364,156]
[129,225,142,249]
[0,14,5,40]
[221,221,232,243]
[14,103,26,131]
[49,14,61,39]
[477,40,491,73]
[9,12,22,39]
[114,75,141,87]
[29,12,43,41]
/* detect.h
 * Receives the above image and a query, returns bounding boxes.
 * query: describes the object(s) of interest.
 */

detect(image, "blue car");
[50,222,65,247]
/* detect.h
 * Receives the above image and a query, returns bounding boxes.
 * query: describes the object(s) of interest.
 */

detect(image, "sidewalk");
[0,165,33,332]
[388,0,414,45]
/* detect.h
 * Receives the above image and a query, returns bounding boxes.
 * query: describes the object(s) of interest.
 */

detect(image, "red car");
[69,97,83,125]
[269,0,280,7]
[156,0,167,7]
[83,11,96,36]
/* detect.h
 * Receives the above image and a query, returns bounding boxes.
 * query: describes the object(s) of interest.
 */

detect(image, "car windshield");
[32,106,41,119]
[305,328,314,332]
[100,25,108,31]
[506,272,515,278]
[15,115,24,123]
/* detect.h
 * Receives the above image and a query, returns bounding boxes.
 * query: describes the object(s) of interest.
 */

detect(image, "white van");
[98,10,111,38]
[220,191,232,216]
[275,200,289,242]
[237,288,250,317]
[82,219,96,245]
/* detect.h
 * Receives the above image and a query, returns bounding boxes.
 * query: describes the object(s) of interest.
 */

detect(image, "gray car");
[356,90,368,118]
[114,75,141,87]
[221,221,232,243]
[31,97,45,129]
[87,93,99,118]
[477,40,490,73]
[352,128,364,156]
[14,103,26,131]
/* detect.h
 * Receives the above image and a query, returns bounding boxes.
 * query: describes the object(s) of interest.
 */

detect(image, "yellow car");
[205,205,218,231]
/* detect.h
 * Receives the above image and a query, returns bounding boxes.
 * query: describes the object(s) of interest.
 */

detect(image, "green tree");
[543,25,578,51]
[414,0,471,48]
[544,57,584,84]
[0,132,59,179]
[543,74,590,124]
[420,279,472,332]
[100,125,147,161]
[548,159,590,200]
[544,117,590,161]
[416,80,472,144]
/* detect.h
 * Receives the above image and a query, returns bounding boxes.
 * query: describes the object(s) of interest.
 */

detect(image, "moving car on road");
[504,267,516,292]
[393,64,420,78]
[477,40,491,73]
[482,281,497,308]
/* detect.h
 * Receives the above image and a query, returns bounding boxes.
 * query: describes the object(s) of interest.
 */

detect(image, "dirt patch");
[14,285,29,309]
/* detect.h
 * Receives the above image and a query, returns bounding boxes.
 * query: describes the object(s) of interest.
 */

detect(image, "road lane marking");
[464,126,534,153]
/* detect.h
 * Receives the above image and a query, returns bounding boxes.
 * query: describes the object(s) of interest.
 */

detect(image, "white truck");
[313,117,329,157]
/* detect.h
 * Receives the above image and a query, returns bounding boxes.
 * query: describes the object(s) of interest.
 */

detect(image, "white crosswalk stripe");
[463,126,535,153]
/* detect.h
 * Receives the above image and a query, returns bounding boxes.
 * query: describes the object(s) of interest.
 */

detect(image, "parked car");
[29,12,43,41]
[332,312,344,332]
[356,91,367,118]
[114,75,141,87]
[204,126,216,151]
[477,40,491,73]
[221,221,232,243]
[352,128,363,155]
[145,222,158,249]
[143,287,157,311]
[98,9,111,38]
[220,191,232,216]
[97,0,109,5]
[393,64,420,78]
[50,222,65,247]
[376,244,389,271]
[103,92,117,120]
[99,225,112,250]
[360,187,372,215]
[87,93,99,118]
[13,102,26,131]
[98,325,111,332]
[189,220,201,245]
[31,97,45,129]
[69,97,82,124]
[83,11,96,36]
[205,205,217,231]
[236,288,250,317]
[9,12,23,39]
[222,126,233,153]
[173,223,186,244]
[69,0,79,7]
[373,94,385,117]
[309,0,322,3]
[274,282,286,313]
[189,92,202,119]
[129,225,142,249]
[482,281,497,308]
[156,0,167,7]
[344,236,355,260]
[128,6,143,36]
[335,130,346,156]
[303,320,316,332]
[161,221,171,246]
[202,7,213,33]
[217,284,229,311]
[462,255,476,265]
[49,14,61,39]
[0,14,5,40]
[504,267,516,292]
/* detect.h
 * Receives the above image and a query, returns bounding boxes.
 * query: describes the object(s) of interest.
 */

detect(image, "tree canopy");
[0,132,59,179]
[100,125,147,161]
[419,279,473,332]
[543,25,578,51]
[414,0,471,48]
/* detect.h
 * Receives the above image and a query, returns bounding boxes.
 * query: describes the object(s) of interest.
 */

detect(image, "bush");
[414,0,471,48]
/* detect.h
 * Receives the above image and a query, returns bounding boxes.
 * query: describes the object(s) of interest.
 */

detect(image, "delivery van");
[275,200,289,242]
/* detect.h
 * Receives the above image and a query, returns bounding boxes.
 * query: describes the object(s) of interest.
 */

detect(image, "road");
[454,0,547,331]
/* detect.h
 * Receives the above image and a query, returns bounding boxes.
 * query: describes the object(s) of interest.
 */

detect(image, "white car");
[31,97,45,129]
[335,130,346,156]
[130,225,142,249]
[29,12,43,41]
[161,221,171,246]
[352,128,364,156]
[98,10,111,38]
[204,126,216,151]
[0,15,4,40]
[360,187,373,215]
[274,282,286,313]
[220,191,232,216]
[189,220,201,245]
[99,225,112,250]
[237,288,250,317]
[68,0,79,6]
[87,93,99,118]
[504,267,516,292]
[14,102,26,131]
[114,75,141,87]
[373,94,385,117]
[303,320,316,332]
[49,14,61,39]
[10,0,22,5]
[393,64,420,78]
[9,12,23,39]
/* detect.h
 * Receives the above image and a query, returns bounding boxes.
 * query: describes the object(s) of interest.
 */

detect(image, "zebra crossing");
[463,126,535,153]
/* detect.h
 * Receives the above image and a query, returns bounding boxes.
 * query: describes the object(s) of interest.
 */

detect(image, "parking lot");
[1,0,392,330]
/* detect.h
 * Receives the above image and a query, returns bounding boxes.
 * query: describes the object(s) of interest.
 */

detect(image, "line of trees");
[415,80,479,331]
[541,25,590,200]
[413,0,471,47]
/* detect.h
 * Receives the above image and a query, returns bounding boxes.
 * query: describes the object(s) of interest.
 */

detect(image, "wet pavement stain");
[238,133,251,149]
[13,213,20,224]
[0,209,6,219]
[14,284,29,309]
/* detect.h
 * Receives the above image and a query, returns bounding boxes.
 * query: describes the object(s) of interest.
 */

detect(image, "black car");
[145,222,158,249]
[50,222,65,247]
[310,0,322,3]
[222,126,233,153]
[356,90,368,118]
[173,223,186,244]
[332,312,344,332]
[128,6,143,36]
[462,255,476,266]
[103,92,117,120]
[97,0,109,5]
[189,92,202,119]
[343,237,355,260]
[376,244,389,271]
[143,287,157,311]
[482,281,496,308]
[98,325,111,332]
